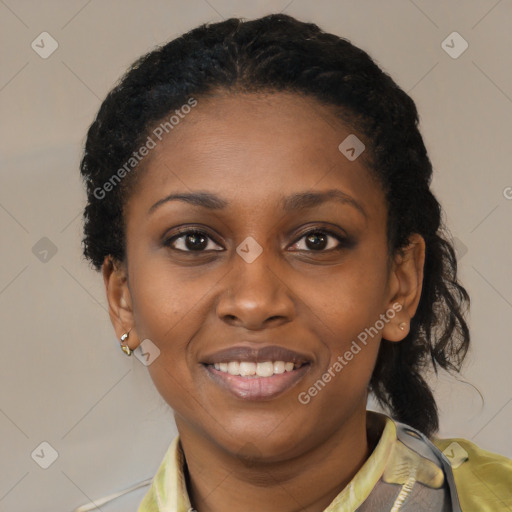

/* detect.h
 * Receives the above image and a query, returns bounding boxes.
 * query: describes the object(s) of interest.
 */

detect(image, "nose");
[216,249,295,330]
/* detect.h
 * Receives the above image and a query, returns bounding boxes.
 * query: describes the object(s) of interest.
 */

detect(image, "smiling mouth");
[200,344,313,400]
[202,361,311,400]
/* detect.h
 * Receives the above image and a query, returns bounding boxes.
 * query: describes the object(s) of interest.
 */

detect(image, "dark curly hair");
[80,13,470,437]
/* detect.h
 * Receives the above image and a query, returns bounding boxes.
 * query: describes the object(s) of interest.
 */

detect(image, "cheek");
[129,251,212,343]
[128,261,208,405]
[305,253,389,347]
[298,251,389,397]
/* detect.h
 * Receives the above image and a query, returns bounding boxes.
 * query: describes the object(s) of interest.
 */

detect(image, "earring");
[120,328,133,356]
[399,322,407,331]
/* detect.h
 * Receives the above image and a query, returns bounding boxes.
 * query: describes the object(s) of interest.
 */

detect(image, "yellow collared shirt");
[137,412,512,512]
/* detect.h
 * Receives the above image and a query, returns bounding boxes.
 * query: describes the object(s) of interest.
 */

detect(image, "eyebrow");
[147,189,367,220]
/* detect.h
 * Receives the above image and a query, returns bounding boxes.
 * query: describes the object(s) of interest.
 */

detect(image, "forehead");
[126,91,387,224]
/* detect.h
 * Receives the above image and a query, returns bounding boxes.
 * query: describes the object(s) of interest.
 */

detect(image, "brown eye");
[290,229,347,252]
[165,230,223,252]
[305,232,328,250]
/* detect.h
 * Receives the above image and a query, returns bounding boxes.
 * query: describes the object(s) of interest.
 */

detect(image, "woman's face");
[105,91,421,460]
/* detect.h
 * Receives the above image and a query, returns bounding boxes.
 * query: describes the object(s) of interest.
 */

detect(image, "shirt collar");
[138,411,418,511]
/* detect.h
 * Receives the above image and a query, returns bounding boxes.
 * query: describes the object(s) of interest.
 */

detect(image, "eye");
[289,229,347,252]
[164,229,223,252]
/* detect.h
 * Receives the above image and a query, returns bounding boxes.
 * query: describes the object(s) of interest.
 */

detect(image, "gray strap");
[394,422,462,512]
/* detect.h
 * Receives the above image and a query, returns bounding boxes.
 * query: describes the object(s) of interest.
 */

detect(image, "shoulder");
[432,436,512,512]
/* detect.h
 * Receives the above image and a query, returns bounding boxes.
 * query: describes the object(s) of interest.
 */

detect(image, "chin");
[213,422,312,463]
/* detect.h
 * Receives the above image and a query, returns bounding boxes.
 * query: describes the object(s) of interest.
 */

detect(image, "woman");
[78,13,511,512]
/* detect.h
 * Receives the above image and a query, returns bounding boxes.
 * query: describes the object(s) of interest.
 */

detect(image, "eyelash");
[163,227,349,253]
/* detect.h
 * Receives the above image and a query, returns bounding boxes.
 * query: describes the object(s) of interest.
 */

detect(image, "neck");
[176,408,376,512]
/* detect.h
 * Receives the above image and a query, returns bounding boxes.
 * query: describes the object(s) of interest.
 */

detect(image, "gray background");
[1,1,511,510]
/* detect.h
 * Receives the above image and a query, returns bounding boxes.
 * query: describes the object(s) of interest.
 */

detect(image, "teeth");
[273,361,285,374]
[256,361,274,377]
[227,361,240,375]
[239,361,256,376]
[211,360,301,377]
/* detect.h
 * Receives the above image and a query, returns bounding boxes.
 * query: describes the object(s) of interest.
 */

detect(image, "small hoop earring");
[120,328,133,356]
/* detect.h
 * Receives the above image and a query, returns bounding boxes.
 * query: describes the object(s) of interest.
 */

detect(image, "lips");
[200,344,312,401]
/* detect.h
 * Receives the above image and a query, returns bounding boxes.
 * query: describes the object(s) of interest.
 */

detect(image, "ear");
[381,233,425,342]
[102,256,139,351]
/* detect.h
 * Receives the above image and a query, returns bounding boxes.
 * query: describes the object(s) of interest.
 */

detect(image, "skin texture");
[103,91,425,512]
